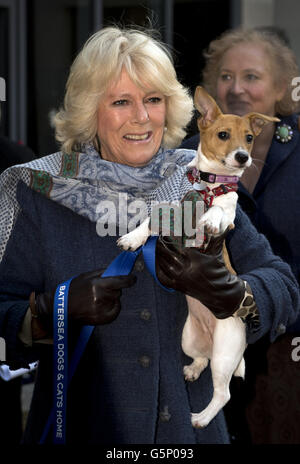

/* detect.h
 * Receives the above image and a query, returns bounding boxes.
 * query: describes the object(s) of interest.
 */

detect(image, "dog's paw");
[191,412,210,429]
[117,218,151,251]
[201,220,221,236]
[117,232,144,251]
[198,207,223,236]
[183,364,201,382]
[183,358,208,382]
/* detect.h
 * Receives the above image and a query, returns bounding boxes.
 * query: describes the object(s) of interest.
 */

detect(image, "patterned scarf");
[0,143,196,259]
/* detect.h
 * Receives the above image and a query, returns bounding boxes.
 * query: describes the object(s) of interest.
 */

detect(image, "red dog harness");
[187,169,238,208]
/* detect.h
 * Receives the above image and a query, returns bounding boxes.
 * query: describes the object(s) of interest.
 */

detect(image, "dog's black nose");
[235,152,249,164]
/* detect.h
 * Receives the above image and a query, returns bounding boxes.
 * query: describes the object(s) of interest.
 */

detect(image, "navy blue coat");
[181,114,300,332]
[0,176,299,444]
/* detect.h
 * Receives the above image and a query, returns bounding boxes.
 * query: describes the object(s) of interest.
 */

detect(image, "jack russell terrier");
[117,86,279,428]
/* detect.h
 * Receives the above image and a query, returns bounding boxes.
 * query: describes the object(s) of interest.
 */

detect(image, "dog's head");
[193,86,280,172]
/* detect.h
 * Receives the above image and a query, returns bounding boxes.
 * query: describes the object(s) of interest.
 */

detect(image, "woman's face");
[97,68,166,167]
[216,42,285,117]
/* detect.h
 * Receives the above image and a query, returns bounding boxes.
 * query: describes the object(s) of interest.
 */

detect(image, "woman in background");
[181,27,300,444]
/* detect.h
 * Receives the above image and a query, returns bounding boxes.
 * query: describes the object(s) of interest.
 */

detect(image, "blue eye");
[113,99,128,106]
[147,96,163,104]
[246,74,258,81]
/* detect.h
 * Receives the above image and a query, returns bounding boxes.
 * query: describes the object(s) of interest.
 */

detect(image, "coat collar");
[253,114,299,198]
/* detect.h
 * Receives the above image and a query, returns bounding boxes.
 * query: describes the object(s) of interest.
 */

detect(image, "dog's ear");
[247,113,280,137]
[194,86,222,130]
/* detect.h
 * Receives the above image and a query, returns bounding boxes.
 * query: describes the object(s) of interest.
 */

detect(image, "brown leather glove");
[30,269,137,335]
[155,231,245,319]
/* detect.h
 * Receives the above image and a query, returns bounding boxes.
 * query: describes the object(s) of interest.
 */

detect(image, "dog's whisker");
[251,157,266,165]
[248,160,265,174]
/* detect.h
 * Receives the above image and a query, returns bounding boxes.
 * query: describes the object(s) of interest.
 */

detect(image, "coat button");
[139,355,151,368]
[134,255,144,272]
[276,323,286,335]
[159,406,171,422]
[140,309,151,321]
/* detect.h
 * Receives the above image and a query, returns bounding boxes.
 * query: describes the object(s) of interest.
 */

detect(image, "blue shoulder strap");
[40,236,173,443]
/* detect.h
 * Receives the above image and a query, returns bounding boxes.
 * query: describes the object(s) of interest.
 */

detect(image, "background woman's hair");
[202,27,300,116]
[53,26,194,154]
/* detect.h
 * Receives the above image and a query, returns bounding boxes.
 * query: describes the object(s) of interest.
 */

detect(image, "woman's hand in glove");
[30,269,137,338]
[155,230,245,319]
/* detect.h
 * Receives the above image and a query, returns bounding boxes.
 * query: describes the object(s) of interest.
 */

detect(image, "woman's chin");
[120,146,160,167]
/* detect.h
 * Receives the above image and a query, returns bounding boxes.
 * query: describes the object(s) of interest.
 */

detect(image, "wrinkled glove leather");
[155,230,245,319]
[35,269,137,330]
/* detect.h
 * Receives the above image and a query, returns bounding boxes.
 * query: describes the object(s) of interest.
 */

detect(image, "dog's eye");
[246,134,254,144]
[218,131,230,140]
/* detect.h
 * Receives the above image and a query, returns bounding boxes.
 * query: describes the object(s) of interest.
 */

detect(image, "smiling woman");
[96,68,166,166]
[0,25,299,445]
[53,27,193,156]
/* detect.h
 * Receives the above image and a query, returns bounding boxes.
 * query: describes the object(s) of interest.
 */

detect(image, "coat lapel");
[253,114,299,198]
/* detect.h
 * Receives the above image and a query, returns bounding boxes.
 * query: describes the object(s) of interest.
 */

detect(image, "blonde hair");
[202,27,300,116]
[54,26,193,154]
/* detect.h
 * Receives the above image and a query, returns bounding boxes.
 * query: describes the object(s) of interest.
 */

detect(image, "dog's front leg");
[198,205,224,235]
[198,192,238,235]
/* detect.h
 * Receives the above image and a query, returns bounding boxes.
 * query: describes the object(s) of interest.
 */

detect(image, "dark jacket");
[0,179,298,444]
[181,114,300,332]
